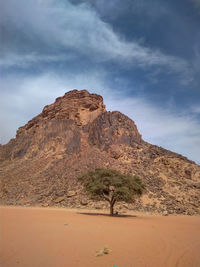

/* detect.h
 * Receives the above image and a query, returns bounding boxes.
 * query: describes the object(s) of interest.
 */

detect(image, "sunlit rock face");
[0,89,199,215]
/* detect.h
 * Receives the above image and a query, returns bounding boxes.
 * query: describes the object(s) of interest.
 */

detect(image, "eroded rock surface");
[0,89,199,215]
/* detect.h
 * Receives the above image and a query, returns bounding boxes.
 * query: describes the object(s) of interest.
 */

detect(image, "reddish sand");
[0,207,200,267]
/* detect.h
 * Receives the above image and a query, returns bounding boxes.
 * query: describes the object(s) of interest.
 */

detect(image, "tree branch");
[111,198,116,206]
[103,193,111,202]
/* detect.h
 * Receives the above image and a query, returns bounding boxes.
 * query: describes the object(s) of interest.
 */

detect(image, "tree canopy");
[78,168,145,215]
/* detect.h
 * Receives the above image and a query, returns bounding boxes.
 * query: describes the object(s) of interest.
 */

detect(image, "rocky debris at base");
[54,196,65,203]
[67,191,76,197]
[0,90,200,215]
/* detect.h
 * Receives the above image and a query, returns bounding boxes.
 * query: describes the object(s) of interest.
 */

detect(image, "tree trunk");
[110,202,114,216]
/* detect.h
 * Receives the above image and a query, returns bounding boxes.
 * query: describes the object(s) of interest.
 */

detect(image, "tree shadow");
[77,212,137,218]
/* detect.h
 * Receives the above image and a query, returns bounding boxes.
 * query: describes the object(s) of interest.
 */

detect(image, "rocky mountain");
[0,90,200,215]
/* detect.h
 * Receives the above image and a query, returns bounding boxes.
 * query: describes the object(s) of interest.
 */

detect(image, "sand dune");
[0,207,200,267]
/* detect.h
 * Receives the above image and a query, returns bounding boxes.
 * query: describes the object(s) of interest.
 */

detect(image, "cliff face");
[1,90,106,160]
[0,90,200,215]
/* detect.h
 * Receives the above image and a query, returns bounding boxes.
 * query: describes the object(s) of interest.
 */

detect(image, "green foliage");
[78,168,145,203]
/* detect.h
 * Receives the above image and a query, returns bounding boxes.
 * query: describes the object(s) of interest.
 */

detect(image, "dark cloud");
[190,0,200,12]
[69,0,169,20]
[0,0,192,77]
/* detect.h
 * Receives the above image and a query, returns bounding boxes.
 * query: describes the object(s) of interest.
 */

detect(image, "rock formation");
[0,89,200,215]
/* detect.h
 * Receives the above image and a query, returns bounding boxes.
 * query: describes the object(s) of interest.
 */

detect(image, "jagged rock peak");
[3,89,142,161]
[63,89,104,102]
[41,89,106,121]
[16,89,106,136]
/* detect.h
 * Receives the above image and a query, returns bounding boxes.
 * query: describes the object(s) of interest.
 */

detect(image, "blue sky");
[0,0,200,163]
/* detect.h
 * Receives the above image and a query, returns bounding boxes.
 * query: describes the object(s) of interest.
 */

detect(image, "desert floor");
[0,206,200,267]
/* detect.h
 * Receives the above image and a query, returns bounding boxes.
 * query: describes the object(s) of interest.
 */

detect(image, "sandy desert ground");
[0,206,200,267]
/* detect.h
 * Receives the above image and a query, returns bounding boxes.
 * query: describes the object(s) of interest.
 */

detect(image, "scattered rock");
[80,199,88,205]
[67,191,76,197]
[55,191,65,197]
[186,209,195,216]
[94,205,102,210]
[162,211,168,216]
[54,196,65,203]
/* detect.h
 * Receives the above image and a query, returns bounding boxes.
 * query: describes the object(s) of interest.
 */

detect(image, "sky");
[0,0,200,164]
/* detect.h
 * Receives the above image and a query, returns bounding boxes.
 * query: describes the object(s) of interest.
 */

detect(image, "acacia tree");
[78,168,145,216]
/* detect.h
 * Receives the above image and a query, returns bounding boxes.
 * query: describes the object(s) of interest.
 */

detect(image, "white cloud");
[0,72,199,164]
[0,0,191,76]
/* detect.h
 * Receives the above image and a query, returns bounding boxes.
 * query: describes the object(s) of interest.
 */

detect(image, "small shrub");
[95,247,110,257]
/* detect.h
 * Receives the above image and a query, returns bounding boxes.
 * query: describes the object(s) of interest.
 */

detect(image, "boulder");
[67,191,76,197]
[80,199,88,205]
[54,196,65,203]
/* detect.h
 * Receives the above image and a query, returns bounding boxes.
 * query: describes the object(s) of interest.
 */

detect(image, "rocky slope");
[0,90,200,215]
